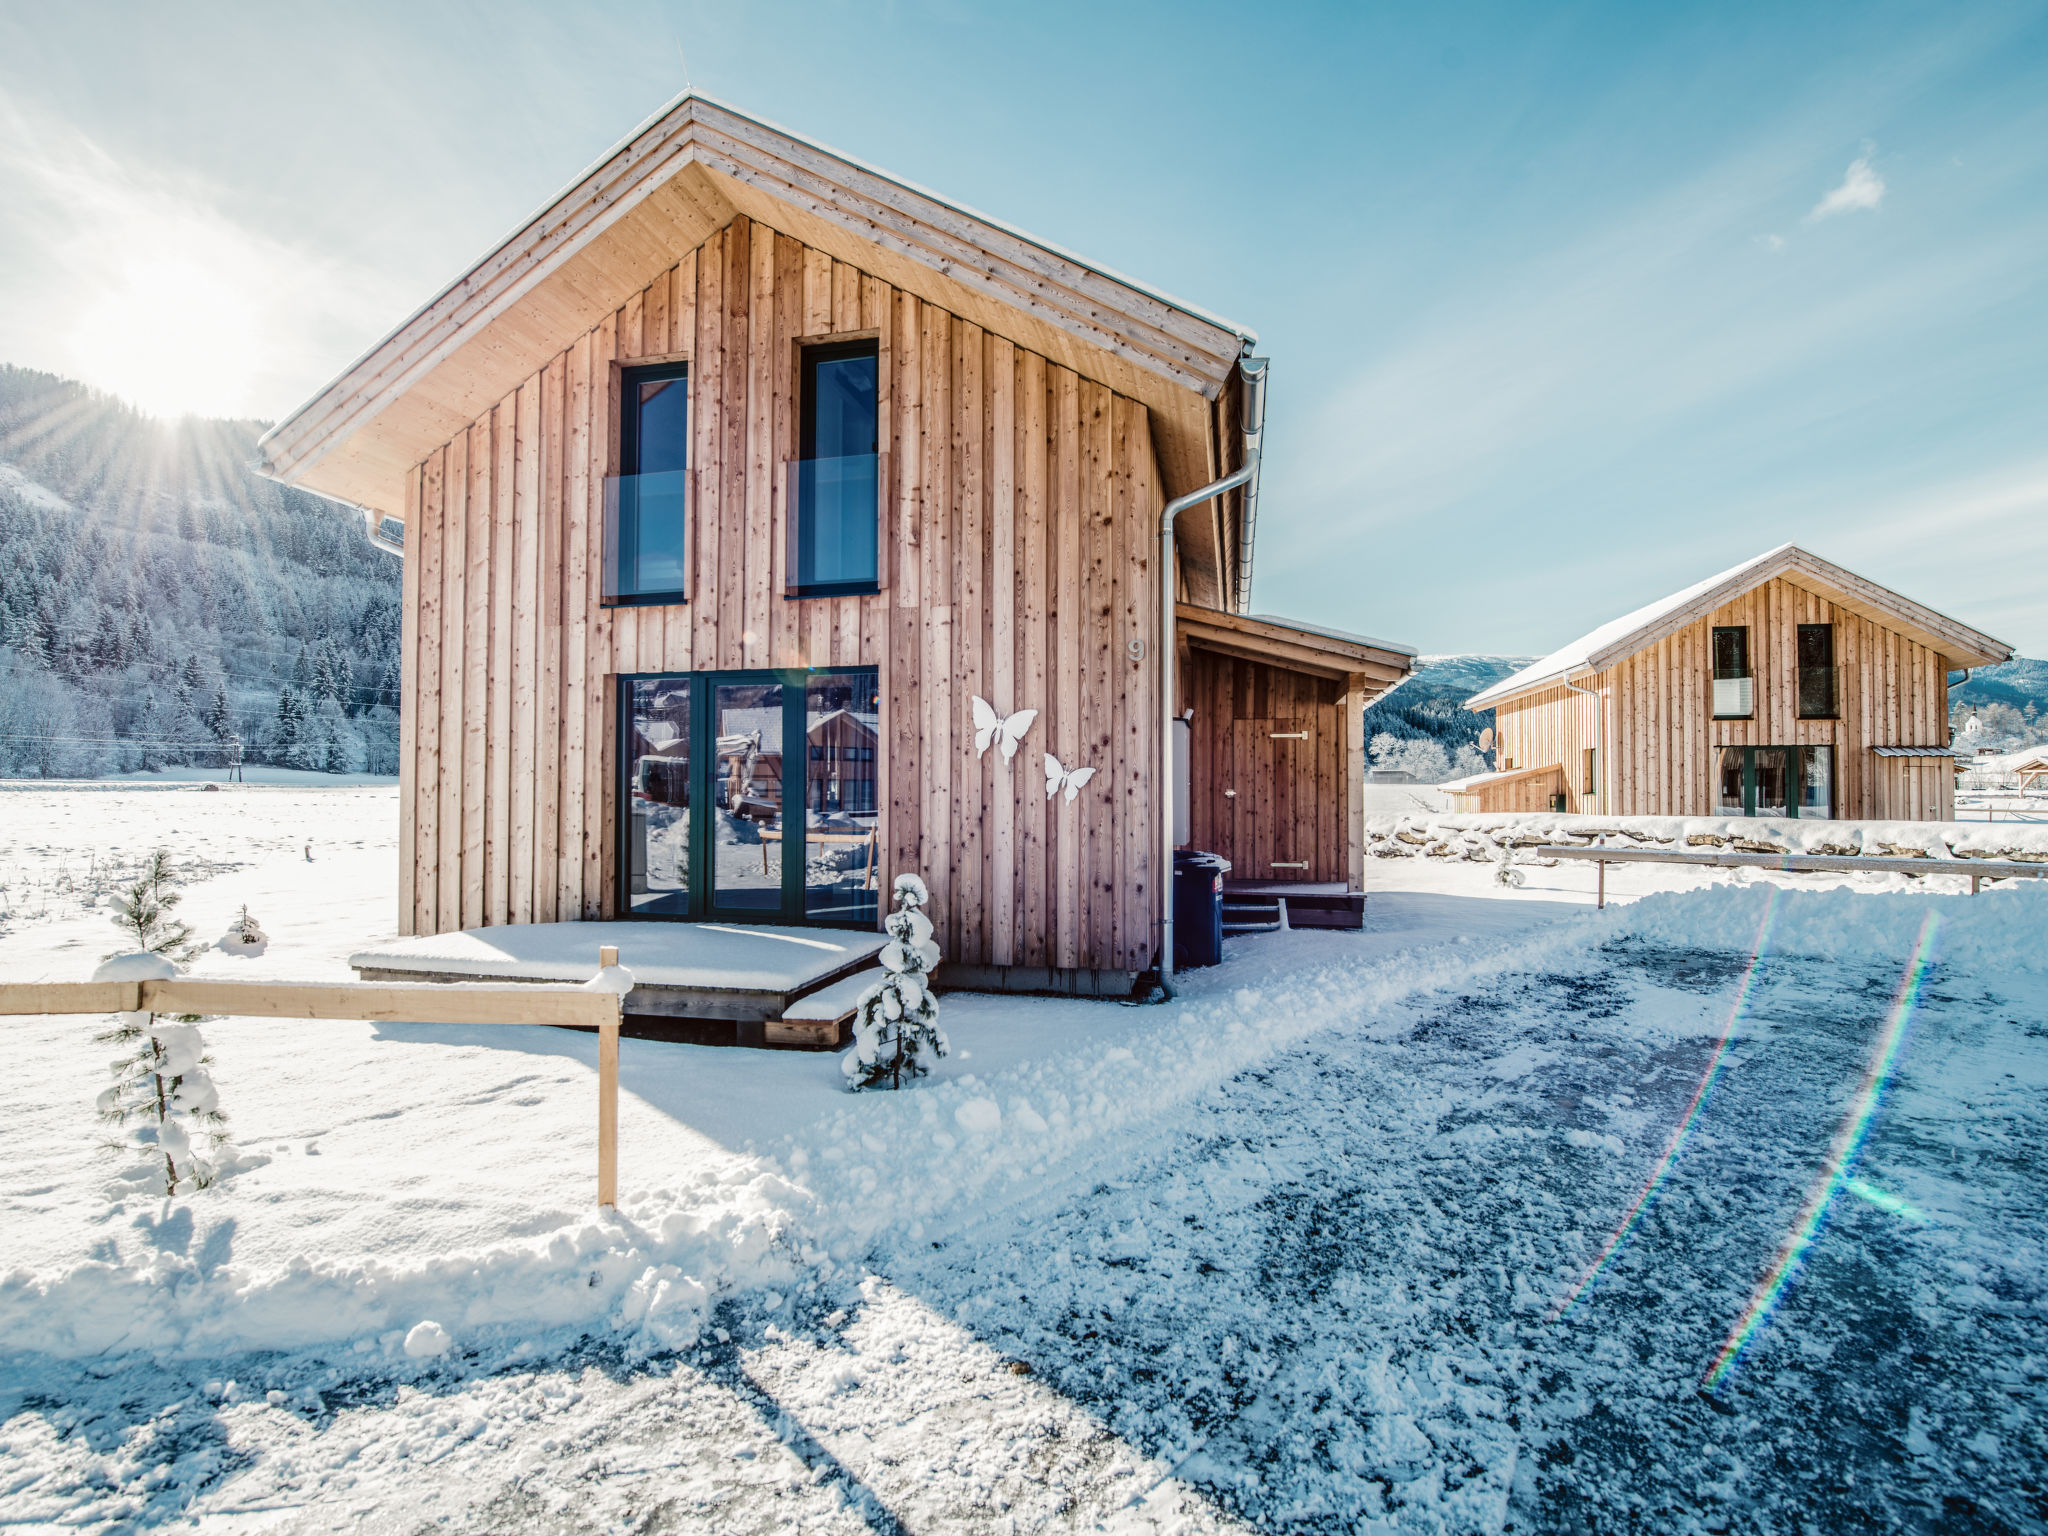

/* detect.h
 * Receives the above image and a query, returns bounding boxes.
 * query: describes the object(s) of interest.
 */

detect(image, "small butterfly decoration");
[1043,752,1097,803]
[971,696,1038,761]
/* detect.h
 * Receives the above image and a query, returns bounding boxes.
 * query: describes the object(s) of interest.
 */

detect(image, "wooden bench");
[756,826,878,888]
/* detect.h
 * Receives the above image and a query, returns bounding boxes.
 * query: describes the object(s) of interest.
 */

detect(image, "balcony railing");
[1712,676,1754,719]
[787,453,881,596]
[603,470,691,605]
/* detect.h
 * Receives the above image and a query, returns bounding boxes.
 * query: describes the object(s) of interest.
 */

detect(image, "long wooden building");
[259,94,1413,994]
[1450,544,2012,822]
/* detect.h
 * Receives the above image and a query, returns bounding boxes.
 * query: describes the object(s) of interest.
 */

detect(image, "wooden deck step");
[766,966,885,1048]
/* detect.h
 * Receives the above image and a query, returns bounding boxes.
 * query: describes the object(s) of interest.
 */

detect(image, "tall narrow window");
[1711,625,1753,718]
[605,363,690,606]
[791,341,879,596]
[1583,746,1596,797]
[1797,623,1837,718]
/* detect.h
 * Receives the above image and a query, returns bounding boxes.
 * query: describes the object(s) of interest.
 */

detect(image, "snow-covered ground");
[1,784,2043,1531]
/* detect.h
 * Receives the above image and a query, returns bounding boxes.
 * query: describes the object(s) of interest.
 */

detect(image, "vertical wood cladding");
[397,217,1164,974]
[1491,575,1952,820]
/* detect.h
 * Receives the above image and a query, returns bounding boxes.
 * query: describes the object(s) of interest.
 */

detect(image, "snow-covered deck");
[349,921,885,1045]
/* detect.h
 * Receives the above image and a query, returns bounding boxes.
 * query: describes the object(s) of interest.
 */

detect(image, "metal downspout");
[1561,666,1604,810]
[1158,355,1268,998]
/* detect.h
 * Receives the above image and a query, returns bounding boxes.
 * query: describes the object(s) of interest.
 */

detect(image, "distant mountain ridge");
[1362,653,1536,761]
[0,365,401,777]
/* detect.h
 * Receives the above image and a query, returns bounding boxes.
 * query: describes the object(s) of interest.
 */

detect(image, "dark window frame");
[1711,625,1754,719]
[1797,622,1838,719]
[788,338,882,600]
[616,665,881,928]
[1714,743,1835,819]
[607,361,693,609]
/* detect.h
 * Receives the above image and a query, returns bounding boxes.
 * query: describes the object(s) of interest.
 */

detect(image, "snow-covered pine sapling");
[96,850,229,1193]
[219,904,268,956]
[109,848,198,961]
[93,951,231,1195]
[843,874,947,1091]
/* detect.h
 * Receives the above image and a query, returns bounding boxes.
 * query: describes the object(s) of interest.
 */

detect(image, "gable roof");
[1466,543,2013,711]
[258,93,1256,516]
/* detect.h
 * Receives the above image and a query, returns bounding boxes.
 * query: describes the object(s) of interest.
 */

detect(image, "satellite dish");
[1479,727,1495,752]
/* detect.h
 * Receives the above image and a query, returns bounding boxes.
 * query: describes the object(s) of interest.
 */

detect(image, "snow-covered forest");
[0,366,400,778]
[1362,654,1532,782]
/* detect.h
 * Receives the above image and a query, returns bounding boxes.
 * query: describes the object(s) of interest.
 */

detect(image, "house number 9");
[1127,639,1146,661]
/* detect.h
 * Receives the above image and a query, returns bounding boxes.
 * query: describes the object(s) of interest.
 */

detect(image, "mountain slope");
[0,365,400,777]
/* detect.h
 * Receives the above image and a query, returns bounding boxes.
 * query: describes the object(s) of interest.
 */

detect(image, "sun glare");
[70,251,263,420]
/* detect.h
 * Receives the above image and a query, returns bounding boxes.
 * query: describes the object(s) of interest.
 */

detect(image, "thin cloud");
[0,104,405,420]
[1807,154,1885,221]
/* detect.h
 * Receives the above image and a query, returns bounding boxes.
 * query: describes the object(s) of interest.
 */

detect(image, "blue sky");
[1,1,2043,655]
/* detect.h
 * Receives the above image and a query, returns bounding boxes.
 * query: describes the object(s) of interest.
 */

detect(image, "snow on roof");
[1466,544,2013,711]
[1440,763,1562,794]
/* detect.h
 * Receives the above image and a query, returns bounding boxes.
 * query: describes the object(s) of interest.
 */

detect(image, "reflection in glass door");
[1714,745,1834,819]
[626,677,690,915]
[804,671,881,925]
[712,681,785,912]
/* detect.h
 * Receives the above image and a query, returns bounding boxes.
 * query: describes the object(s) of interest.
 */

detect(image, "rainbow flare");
[1547,889,1783,1323]
[1702,909,1943,1392]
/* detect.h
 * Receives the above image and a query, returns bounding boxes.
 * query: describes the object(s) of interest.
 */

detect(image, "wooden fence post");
[597,945,620,1210]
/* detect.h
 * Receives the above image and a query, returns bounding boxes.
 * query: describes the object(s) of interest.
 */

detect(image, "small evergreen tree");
[96,852,226,1194]
[843,875,947,1091]
[109,848,197,959]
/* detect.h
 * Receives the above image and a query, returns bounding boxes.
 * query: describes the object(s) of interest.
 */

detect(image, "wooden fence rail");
[0,947,629,1207]
[1537,845,2048,907]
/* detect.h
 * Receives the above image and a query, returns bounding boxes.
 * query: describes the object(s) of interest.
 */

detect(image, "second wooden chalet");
[1450,544,2011,823]
[258,94,1414,997]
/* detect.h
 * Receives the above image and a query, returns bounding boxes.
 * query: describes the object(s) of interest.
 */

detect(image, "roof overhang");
[1177,603,1415,691]
[1442,762,1564,795]
[258,93,1256,517]
[1469,544,2014,711]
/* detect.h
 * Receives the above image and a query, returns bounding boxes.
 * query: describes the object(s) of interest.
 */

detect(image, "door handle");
[1269,731,1309,740]
[1272,861,1309,869]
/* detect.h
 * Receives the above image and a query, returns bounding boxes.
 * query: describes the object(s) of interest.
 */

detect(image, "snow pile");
[1602,878,2048,973]
[0,1167,806,1359]
[1367,808,2048,862]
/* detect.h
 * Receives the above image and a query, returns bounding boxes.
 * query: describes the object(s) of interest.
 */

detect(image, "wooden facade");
[262,96,1417,988]
[1455,552,2011,823]
[393,214,1166,978]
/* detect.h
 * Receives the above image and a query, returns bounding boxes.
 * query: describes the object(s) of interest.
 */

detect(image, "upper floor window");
[605,363,690,606]
[1711,625,1753,719]
[790,340,879,597]
[1797,623,1838,718]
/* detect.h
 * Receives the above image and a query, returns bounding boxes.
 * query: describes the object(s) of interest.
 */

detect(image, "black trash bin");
[1173,850,1230,969]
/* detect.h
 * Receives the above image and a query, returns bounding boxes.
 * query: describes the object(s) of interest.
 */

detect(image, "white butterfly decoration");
[1043,752,1097,803]
[971,696,1038,761]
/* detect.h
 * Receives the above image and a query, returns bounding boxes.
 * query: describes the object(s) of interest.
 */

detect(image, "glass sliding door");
[804,670,881,925]
[625,677,691,915]
[619,667,880,924]
[711,681,786,913]
[1713,744,1835,819]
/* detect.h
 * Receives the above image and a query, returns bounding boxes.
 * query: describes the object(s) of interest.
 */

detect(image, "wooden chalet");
[259,94,1413,999]
[1450,544,2012,823]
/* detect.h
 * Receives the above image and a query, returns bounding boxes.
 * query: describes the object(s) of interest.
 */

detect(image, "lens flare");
[1702,911,1943,1392]
[1546,889,1782,1323]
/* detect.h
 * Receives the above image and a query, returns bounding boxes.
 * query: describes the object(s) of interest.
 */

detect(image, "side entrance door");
[1226,719,1322,880]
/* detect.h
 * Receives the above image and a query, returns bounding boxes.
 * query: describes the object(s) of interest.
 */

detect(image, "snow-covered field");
[1,784,2043,1532]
